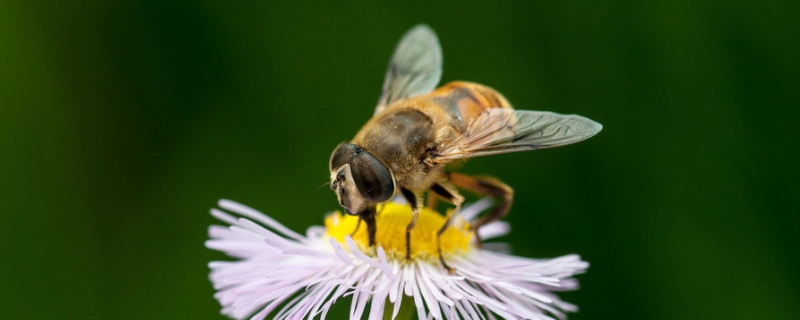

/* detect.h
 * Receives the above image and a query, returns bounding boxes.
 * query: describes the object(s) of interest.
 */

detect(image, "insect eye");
[330,142,361,170]
[349,151,395,202]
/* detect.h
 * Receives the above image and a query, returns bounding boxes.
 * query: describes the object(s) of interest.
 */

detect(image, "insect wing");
[375,24,443,115]
[435,109,602,160]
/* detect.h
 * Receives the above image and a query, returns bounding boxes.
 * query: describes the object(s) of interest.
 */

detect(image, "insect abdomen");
[428,81,512,130]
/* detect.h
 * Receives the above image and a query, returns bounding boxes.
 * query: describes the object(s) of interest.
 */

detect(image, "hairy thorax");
[352,99,457,191]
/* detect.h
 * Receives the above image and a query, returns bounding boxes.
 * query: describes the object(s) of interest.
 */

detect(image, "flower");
[206,198,588,320]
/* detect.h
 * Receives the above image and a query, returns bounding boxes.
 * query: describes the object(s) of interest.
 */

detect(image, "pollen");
[324,202,472,261]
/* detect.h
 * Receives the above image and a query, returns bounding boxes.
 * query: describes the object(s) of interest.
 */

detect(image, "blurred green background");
[2,0,798,319]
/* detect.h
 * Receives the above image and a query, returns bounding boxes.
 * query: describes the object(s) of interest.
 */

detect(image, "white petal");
[207,199,587,320]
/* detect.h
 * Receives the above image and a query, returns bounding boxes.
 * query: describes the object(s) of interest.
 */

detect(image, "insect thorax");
[355,109,437,186]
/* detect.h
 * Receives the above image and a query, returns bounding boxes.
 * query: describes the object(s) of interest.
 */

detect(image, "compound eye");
[350,151,395,202]
[329,143,361,171]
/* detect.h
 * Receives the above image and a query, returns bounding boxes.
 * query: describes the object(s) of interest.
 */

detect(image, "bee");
[329,25,602,267]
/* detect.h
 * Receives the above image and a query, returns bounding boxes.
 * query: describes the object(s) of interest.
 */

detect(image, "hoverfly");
[329,25,601,268]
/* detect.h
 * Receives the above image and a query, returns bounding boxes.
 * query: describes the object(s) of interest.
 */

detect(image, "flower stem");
[384,296,416,320]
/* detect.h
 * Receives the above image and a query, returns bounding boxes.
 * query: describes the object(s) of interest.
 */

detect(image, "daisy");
[206,198,588,320]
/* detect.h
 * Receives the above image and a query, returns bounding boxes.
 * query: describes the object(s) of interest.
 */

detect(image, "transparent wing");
[375,24,442,115]
[435,109,603,160]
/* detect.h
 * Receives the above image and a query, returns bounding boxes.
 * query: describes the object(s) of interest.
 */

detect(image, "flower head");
[206,199,588,320]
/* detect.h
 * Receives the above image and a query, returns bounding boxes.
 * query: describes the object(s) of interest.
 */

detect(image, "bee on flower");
[207,24,597,320]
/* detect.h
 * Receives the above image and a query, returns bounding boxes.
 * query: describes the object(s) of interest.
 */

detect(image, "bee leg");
[426,192,439,210]
[430,183,464,274]
[360,206,378,247]
[449,173,514,248]
[400,187,418,260]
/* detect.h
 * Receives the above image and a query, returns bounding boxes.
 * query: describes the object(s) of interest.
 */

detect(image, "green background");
[2,0,798,319]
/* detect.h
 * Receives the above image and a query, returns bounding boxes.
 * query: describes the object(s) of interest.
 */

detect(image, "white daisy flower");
[206,198,588,320]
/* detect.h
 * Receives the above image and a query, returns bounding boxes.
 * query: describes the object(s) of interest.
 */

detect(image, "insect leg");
[400,187,418,260]
[426,191,439,209]
[431,183,465,235]
[448,172,514,248]
[360,206,377,247]
[429,183,464,274]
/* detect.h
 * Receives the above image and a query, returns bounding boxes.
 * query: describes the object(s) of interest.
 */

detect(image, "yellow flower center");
[324,202,473,261]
